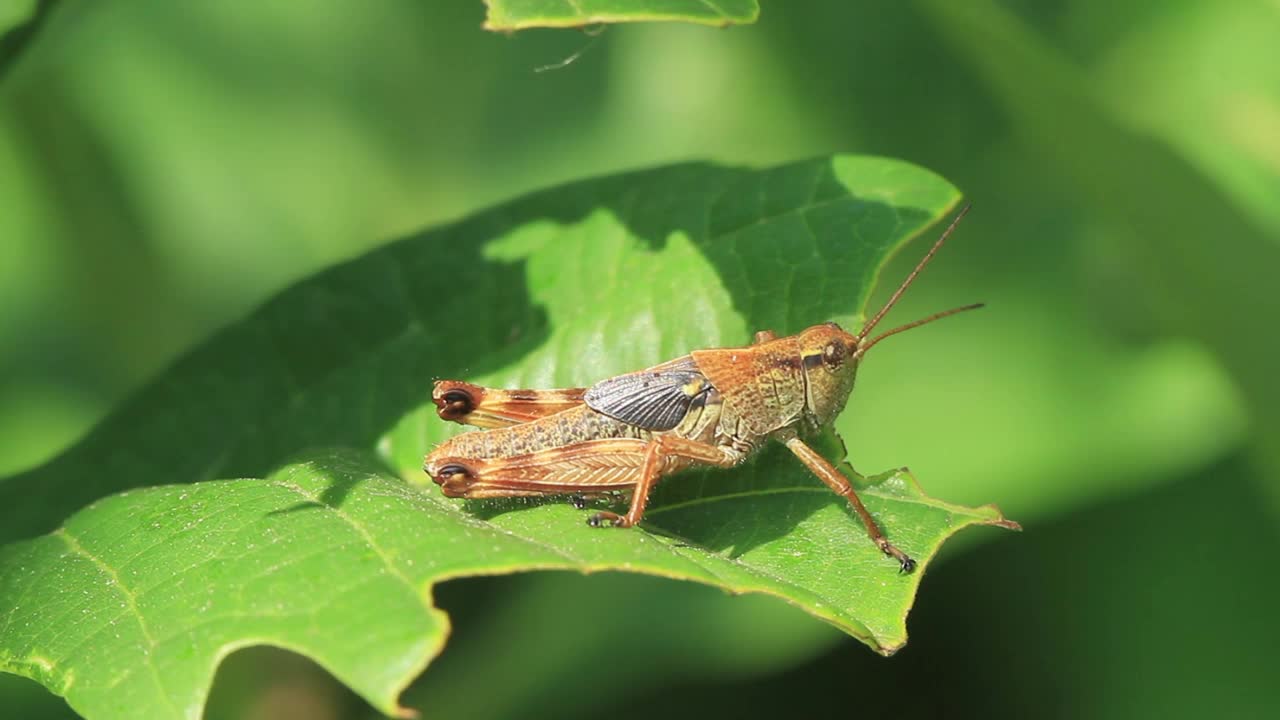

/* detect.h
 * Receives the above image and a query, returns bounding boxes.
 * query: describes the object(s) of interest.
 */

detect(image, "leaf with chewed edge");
[0,155,1018,718]
[0,449,1014,719]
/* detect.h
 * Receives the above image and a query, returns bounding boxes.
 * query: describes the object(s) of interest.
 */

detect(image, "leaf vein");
[54,528,179,717]
[695,0,729,19]
[267,480,422,596]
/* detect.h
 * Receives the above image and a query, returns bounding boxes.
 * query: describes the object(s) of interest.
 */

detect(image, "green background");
[1,1,1276,719]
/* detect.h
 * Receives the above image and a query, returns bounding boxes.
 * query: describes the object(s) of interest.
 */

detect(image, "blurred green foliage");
[1,1,1276,719]
[482,0,760,31]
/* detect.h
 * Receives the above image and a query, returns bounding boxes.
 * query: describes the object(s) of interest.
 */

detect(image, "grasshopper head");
[798,206,985,427]
[797,322,861,427]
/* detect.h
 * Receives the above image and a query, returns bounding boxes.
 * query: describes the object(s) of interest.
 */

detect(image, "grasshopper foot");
[877,539,916,574]
[569,492,616,511]
[587,511,631,528]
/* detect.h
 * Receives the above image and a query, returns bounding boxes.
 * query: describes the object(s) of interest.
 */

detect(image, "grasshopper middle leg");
[587,435,742,529]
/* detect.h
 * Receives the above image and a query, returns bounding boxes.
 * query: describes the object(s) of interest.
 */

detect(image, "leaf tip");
[969,502,1021,532]
[391,705,420,720]
[877,642,905,658]
[989,512,1023,532]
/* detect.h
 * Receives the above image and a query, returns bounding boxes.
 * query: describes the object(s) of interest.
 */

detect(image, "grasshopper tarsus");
[878,539,916,574]
[586,511,626,528]
[876,534,916,574]
[569,492,618,510]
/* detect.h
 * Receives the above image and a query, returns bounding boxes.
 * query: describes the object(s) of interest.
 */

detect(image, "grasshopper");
[424,206,982,572]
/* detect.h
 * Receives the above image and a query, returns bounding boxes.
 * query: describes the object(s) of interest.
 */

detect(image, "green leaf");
[0,155,1018,718]
[483,0,760,31]
[0,450,1012,719]
[919,0,1280,506]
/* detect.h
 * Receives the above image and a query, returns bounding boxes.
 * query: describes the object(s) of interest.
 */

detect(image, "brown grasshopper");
[424,206,982,572]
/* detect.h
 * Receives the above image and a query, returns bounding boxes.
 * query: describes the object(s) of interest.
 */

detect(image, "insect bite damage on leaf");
[0,156,1020,720]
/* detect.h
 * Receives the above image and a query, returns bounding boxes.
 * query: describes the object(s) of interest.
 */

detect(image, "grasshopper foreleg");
[588,435,742,529]
[783,436,917,573]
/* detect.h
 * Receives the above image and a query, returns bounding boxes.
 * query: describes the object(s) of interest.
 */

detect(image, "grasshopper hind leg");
[432,380,586,429]
[434,384,477,423]
[425,435,743,530]
[428,461,479,498]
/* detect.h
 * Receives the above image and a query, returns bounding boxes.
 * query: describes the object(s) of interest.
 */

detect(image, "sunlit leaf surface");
[0,156,1016,719]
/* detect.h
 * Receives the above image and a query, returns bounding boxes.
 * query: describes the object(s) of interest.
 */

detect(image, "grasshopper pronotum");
[425,206,982,572]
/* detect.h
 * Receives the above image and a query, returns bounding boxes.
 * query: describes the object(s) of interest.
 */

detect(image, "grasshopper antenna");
[858,302,985,356]
[856,204,971,346]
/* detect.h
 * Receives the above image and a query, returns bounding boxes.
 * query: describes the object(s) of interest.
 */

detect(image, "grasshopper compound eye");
[822,341,847,369]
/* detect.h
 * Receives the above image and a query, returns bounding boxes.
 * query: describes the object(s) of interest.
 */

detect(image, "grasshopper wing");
[584,356,711,431]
